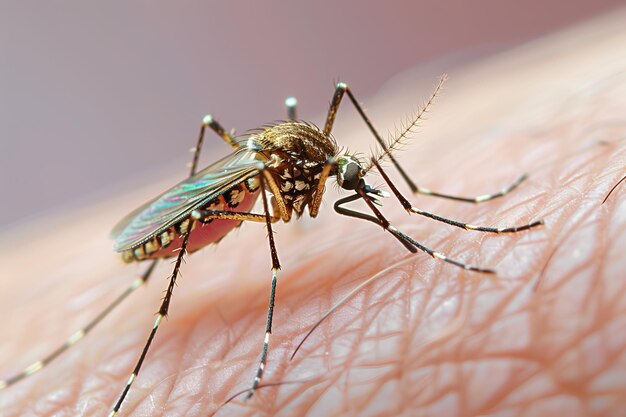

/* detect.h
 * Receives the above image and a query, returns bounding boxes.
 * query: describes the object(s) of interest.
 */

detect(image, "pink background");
[0,1,623,228]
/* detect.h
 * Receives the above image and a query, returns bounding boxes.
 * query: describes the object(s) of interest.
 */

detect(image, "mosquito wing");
[111,148,263,252]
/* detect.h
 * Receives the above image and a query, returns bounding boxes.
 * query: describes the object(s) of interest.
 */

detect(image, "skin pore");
[1,13,625,417]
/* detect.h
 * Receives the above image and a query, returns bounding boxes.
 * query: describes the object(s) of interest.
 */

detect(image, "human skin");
[1,13,626,417]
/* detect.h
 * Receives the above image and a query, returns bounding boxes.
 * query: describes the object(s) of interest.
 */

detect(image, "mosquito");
[0,75,543,415]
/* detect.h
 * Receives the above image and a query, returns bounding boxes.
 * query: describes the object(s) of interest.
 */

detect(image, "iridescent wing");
[111,148,263,252]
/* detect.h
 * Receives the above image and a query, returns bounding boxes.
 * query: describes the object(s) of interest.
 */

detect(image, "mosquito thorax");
[336,154,365,190]
[248,121,338,217]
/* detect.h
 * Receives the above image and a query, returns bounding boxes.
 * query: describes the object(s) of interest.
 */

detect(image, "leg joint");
[202,114,214,125]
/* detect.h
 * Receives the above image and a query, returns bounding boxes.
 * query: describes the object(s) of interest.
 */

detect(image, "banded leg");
[414,173,529,204]
[190,115,238,175]
[244,174,282,399]
[325,79,528,203]
[106,113,229,411]
[285,97,298,121]
[372,159,544,233]
[0,260,158,391]
[308,159,336,218]
[262,170,292,222]
[109,231,191,416]
[334,189,495,274]
[191,209,279,224]
[323,81,418,192]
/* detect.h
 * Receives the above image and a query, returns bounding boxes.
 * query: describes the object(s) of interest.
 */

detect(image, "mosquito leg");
[413,173,529,203]
[371,159,543,233]
[244,174,281,400]
[202,115,237,148]
[223,378,318,406]
[309,159,336,218]
[0,259,159,391]
[191,209,278,223]
[285,97,298,121]
[323,81,419,192]
[189,115,238,176]
[324,79,529,203]
[292,190,497,364]
[109,231,190,416]
[333,193,416,253]
[334,190,495,274]
[262,170,292,222]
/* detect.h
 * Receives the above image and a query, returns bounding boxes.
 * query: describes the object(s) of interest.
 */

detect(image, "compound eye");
[339,161,362,190]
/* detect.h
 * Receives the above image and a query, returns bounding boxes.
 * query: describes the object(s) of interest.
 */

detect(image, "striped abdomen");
[122,181,260,263]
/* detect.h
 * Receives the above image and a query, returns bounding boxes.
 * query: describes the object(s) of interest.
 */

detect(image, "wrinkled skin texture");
[1,15,626,417]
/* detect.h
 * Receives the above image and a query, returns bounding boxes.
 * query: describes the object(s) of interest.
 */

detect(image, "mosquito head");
[336,154,366,190]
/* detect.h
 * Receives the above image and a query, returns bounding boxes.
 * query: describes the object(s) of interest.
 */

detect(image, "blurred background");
[1,1,623,230]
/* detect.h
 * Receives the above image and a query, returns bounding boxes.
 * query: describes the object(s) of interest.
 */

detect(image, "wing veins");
[112,149,264,251]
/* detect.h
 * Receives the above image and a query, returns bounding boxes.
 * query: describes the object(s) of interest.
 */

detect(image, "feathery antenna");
[366,74,447,173]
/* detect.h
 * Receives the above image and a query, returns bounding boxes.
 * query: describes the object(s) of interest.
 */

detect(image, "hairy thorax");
[248,122,338,217]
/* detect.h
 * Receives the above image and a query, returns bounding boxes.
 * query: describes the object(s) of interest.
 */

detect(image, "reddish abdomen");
[123,189,259,262]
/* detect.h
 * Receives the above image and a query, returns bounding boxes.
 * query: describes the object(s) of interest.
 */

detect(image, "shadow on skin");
[1,13,626,417]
